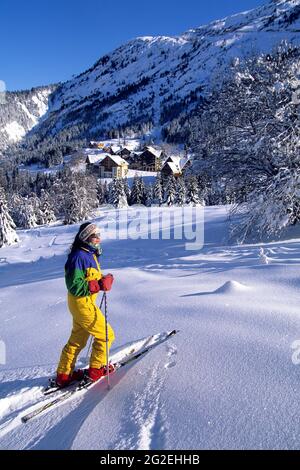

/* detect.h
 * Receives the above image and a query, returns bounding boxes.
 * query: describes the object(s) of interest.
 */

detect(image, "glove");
[88,280,101,294]
[99,273,114,292]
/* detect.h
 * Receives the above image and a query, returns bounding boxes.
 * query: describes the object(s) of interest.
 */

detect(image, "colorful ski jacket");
[65,246,102,297]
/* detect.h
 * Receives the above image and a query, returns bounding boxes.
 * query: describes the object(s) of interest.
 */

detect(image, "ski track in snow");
[0,367,54,442]
[114,347,175,451]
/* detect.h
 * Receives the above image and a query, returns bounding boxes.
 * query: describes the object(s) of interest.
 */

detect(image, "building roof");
[165,155,190,169]
[164,162,182,174]
[86,154,106,164]
[143,146,161,158]
[110,145,122,154]
[116,146,131,153]
[100,154,128,166]
[169,155,189,168]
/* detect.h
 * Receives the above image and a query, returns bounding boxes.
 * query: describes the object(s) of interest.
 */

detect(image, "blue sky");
[2,0,266,91]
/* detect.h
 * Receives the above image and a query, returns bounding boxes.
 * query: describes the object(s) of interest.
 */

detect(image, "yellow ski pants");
[57,292,115,375]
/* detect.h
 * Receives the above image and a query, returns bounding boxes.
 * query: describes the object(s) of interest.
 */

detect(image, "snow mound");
[214,280,250,294]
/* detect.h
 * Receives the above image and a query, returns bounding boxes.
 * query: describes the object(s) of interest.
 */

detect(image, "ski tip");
[169,329,179,336]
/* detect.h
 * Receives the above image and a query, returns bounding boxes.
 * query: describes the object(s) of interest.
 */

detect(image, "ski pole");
[104,291,110,390]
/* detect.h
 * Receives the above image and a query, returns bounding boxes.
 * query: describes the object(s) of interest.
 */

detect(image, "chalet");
[129,146,163,171]
[98,154,129,179]
[116,147,131,158]
[85,153,106,175]
[161,156,191,178]
[127,151,142,169]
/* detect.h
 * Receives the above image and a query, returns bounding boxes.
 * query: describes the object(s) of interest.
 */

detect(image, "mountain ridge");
[1,0,300,158]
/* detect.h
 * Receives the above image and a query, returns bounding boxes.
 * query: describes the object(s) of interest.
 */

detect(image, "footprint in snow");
[164,344,177,369]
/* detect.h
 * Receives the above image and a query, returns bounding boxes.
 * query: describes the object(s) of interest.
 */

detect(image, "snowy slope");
[0,86,56,155]
[30,0,300,141]
[1,205,300,449]
[2,1,300,155]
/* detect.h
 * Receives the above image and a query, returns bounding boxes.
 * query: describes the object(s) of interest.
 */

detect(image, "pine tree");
[38,189,56,225]
[130,175,146,205]
[28,193,41,223]
[108,178,117,207]
[145,183,154,207]
[108,178,128,208]
[16,196,38,229]
[0,186,19,247]
[123,177,131,201]
[97,181,106,206]
[8,193,22,227]
[152,173,163,206]
[164,175,177,206]
[64,180,90,225]
[102,181,109,204]
[190,42,300,237]
[185,176,202,206]
[175,177,186,206]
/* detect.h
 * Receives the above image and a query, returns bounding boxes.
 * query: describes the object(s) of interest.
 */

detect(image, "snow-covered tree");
[103,181,109,204]
[50,170,97,223]
[175,177,186,206]
[163,175,177,206]
[64,180,91,225]
[122,178,131,202]
[231,168,300,242]
[145,183,153,207]
[130,174,146,205]
[185,176,202,206]
[37,189,56,225]
[152,173,164,206]
[97,181,106,206]
[191,42,300,238]
[108,178,128,208]
[0,186,19,247]
[14,196,38,229]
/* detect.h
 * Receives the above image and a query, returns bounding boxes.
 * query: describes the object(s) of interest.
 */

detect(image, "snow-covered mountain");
[0,85,56,156]
[2,0,300,153]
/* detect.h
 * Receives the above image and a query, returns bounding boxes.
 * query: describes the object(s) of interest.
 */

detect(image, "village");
[75,141,191,180]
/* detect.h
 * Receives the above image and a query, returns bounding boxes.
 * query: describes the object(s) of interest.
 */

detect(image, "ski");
[42,331,168,397]
[42,345,140,396]
[43,378,80,396]
[21,330,177,424]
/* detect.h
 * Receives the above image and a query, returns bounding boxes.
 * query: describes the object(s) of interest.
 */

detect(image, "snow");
[4,121,26,142]
[32,92,49,117]
[85,154,105,164]
[106,154,127,166]
[215,37,238,48]
[18,103,37,124]
[1,205,300,450]
[3,1,300,156]
[143,146,161,158]
[0,87,53,152]
[111,145,122,154]
[164,161,181,173]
